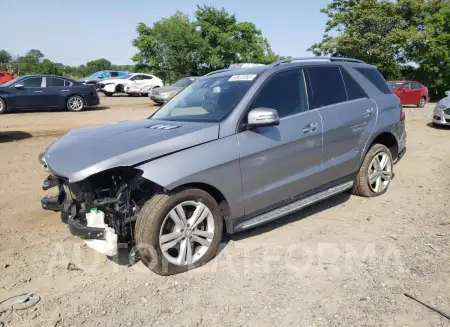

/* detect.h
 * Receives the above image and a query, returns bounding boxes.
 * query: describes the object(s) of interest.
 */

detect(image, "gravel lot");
[0,97,449,327]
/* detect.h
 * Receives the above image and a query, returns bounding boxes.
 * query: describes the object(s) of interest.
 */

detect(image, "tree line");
[1,2,449,99]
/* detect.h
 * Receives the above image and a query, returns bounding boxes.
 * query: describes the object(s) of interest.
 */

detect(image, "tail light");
[400,106,405,121]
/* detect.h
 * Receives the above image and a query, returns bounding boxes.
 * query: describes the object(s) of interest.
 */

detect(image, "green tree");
[37,59,62,75]
[132,7,281,83]
[133,12,206,83]
[86,58,112,75]
[0,50,11,63]
[195,5,278,71]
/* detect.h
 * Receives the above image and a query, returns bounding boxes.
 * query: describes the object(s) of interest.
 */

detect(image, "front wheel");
[135,189,223,276]
[66,95,85,112]
[352,144,394,197]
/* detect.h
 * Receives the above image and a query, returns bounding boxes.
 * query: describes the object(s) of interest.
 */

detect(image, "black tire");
[418,97,426,108]
[352,144,394,197]
[115,84,124,94]
[135,188,223,276]
[66,95,85,112]
[104,92,113,97]
[0,97,6,114]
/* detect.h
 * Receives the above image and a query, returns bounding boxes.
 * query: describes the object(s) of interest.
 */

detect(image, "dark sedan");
[0,75,100,114]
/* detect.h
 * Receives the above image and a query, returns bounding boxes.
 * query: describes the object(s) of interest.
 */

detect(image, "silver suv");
[40,57,407,275]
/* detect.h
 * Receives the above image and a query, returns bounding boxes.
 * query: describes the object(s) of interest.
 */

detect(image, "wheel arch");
[169,182,231,234]
[368,131,399,159]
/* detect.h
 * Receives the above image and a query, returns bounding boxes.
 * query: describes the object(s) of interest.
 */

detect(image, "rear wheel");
[418,97,426,108]
[135,189,223,276]
[0,97,6,114]
[66,95,85,112]
[352,144,394,197]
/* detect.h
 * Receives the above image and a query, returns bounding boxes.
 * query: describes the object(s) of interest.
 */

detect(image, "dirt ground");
[0,96,449,327]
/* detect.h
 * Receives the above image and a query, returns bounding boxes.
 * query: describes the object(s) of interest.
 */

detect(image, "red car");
[0,71,14,85]
[388,80,429,107]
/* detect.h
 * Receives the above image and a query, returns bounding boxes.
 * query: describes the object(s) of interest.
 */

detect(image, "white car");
[432,90,450,126]
[97,73,163,97]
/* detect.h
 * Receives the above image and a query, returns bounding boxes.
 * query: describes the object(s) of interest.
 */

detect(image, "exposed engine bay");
[41,167,160,256]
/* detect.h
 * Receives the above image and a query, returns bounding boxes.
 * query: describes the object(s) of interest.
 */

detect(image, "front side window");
[150,74,257,122]
[411,82,421,89]
[47,78,65,87]
[307,66,347,108]
[130,75,142,81]
[249,69,308,118]
[110,72,119,77]
[141,75,153,80]
[22,77,43,88]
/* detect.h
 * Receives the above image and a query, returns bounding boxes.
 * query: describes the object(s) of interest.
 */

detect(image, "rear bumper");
[85,94,100,106]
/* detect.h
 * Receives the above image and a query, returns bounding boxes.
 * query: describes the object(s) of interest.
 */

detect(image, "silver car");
[39,57,406,275]
[432,91,450,126]
[149,77,197,104]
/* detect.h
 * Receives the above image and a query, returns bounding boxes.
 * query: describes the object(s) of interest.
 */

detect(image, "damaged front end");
[40,167,161,256]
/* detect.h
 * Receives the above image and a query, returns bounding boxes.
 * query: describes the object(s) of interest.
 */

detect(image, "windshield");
[173,78,195,88]
[89,72,104,78]
[388,82,404,89]
[150,74,258,122]
[2,78,18,87]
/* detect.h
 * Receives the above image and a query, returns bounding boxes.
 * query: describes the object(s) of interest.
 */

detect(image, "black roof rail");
[271,57,365,67]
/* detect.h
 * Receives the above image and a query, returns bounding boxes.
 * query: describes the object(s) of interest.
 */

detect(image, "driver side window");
[22,77,43,88]
[249,69,308,118]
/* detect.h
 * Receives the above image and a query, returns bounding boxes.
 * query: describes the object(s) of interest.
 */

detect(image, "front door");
[13,77,46,108]
[237,68,323,215]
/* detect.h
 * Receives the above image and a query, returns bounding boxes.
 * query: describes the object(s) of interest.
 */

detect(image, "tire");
[104,92,113,97]
[0,97,6,114]
[352,144,394,197]
[66,95,85,112]
[135,188,223,276]
[418,97,426,108]
[115,84,124,94]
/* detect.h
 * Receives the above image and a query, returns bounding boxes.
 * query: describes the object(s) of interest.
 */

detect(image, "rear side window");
[355,68,391,94]
[47,78,65,87]
[307,66,347,108]
[411,82,421,89]
[110,72,119,77]
[340,68,367,100]
[250,69,308,118]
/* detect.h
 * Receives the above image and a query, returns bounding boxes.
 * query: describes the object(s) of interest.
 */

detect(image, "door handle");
[34,90,43,93]
[363,108,374,117]
[62,89,70,92]
[303,122,318,133]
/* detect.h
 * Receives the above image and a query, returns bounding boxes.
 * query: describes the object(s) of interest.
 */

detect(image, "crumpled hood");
[41,120,219,182]
[99,78,127,85]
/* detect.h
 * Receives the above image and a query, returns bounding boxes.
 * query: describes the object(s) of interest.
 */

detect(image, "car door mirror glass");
[247,108,280,128]
[14,83,24,89]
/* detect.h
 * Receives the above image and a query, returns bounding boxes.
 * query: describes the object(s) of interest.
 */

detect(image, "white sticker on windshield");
[229,74,257,82]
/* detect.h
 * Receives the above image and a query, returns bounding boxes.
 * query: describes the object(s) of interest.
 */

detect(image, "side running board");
[235,181,354,231]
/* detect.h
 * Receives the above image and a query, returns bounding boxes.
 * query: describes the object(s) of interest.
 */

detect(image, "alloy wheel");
[368,151,393,193]
[159,201,215,266]
[68,96,84,111]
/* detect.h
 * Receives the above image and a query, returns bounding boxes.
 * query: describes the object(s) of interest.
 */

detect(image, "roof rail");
[271,57,365,67]
[204,68,236,77]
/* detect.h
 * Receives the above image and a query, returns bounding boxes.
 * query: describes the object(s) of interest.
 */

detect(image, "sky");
[3,0,331,66]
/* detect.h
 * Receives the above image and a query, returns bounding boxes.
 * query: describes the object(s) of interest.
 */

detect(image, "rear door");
[237,68,324,214]
[43,77,69,107]
[13,77,46,108]
[307,66,376,181]
[410,82,422,104]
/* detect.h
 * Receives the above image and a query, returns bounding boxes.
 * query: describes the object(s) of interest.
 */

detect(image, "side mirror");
[445,91,450,96]
[14,83,24,89]
[247,108,280,128]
